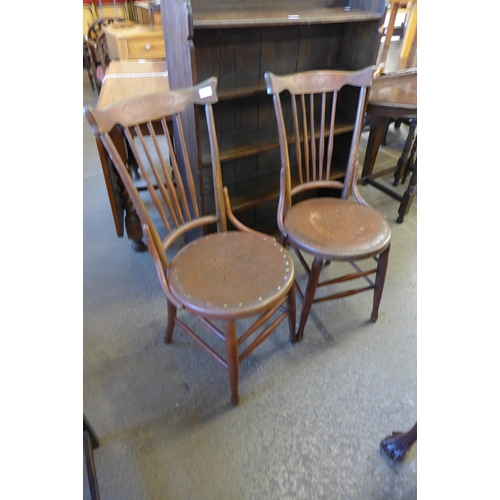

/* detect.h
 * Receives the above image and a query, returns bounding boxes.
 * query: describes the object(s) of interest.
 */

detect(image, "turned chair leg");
[224,320,240,406]
[83,415,101,500]
[297,257,323,341]
[287,282,298,343]
[371,245,390,322]
[165,299,177,343]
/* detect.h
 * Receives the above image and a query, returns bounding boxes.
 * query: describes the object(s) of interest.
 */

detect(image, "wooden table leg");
[107,128,147,252]
[361,115,389,181]
[397,135,417,223]
[392,118,416,186]
[397,161,417,223]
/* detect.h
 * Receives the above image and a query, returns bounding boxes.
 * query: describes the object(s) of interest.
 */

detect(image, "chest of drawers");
[104,25,165,60]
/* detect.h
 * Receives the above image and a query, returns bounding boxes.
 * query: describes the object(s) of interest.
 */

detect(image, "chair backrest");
[264,67,375,219]
[84,78,225,274]
[87,16,127,42]
[87,19,137,86]
[83,4,95,37]
[92,0,128,20]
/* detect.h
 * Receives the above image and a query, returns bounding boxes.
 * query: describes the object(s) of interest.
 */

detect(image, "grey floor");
[83,44,417,499]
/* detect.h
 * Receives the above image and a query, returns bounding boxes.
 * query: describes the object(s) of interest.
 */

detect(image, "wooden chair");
[83,37,95,91]
[83,1,96,89]
[265,67,391,340]
[86,29,109,93]
[86,18,136,93]
[92,0,128,20]
[84,78,297,406]
[87,16,127,45]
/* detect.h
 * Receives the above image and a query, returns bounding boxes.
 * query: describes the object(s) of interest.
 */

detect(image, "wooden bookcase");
[160,0,386,235]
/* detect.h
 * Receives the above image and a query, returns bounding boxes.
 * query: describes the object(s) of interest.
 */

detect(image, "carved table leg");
[125,139,141,181]
[397,136,417,223]
[108,127,146,252]
[393,118,416,186]
[380,421,417,460]
[397,163,417,223]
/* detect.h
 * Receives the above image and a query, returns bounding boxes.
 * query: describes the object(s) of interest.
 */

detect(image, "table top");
[103,23,163,39]
[367,68,417,118]
[97,60,169,109]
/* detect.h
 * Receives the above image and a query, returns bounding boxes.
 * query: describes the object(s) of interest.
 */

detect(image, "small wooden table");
[94,60,169,250]
[360,68,417,222]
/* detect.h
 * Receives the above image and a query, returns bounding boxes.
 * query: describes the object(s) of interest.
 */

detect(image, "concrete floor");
[83,44,417,499]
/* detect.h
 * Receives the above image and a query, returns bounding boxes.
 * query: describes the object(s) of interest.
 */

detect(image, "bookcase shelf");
[160,0,386,234]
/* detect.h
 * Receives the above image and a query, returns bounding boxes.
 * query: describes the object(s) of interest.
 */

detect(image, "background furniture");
[83,0,96,35]
[160,0,387,236]
[84,78,297,406]
[104,24,165,60]
[93,60,169,249]
[399,0,417,60]
[360,68,417,222]
[87,19,138,93]
[83,0,136,25]
[87,17,127,91]
[134,0,162,27]
[266,67,391,340]
[91,0,130,19]
[379,1,417,64]
[83,1,97,90]
[134,1,162,25]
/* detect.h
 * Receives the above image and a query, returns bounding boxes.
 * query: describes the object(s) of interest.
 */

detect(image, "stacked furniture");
[87,0,131,20]
[160,0,387,235]
[134,1,162,26]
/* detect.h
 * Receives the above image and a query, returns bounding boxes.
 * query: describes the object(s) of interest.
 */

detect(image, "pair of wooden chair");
[84,67,391,406]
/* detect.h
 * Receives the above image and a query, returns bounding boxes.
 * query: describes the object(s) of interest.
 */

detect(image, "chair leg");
[83,415,100,500]
[380,422,417,460]
[286,282,297,343]
[224,320,239,406]
[371,245,390,322]
[83,414,100,449]
[297,257,323,341]
[84,431,101,500]
[165,299,177,343]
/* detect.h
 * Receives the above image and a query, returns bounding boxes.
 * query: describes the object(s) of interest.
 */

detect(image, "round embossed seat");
[169,231,294,319]
[285,199,391,261]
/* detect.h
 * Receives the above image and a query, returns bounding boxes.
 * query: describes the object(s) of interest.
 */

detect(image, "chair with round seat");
[265,67,391,340]
[84,77,297,406]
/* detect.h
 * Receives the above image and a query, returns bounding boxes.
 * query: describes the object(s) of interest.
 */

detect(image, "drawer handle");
[145,43,152,51]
